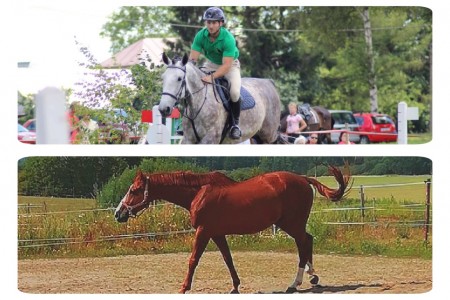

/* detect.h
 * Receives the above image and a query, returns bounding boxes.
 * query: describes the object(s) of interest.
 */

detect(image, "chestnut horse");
[114,167,351,293]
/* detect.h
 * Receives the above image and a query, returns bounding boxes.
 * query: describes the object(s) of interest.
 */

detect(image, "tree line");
[18,157,431,199]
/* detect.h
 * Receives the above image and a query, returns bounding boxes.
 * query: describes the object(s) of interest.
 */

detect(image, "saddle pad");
[215,78,256,111]
[239,86,256,110]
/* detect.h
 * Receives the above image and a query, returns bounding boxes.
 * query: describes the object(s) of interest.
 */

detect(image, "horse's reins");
[161,63,226,143]
[120,176,151,218]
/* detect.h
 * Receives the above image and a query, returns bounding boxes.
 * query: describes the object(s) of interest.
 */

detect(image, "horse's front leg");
[180,227,210,293]
[212,236,241,293]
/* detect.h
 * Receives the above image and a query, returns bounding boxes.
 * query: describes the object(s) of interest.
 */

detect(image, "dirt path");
[18,251,431,294]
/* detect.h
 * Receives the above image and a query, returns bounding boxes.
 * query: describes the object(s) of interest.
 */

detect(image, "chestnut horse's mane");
[137,171,236,188]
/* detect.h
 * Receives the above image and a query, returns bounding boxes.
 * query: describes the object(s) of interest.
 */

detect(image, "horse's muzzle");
[114,209,129,223]
[159,106,172,118]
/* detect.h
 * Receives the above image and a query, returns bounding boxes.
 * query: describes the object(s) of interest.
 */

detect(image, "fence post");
[345,123,350,144]
[424,179,431,244]
[35,87,70,144]
[397,102,408,144]
[359,185,365,221]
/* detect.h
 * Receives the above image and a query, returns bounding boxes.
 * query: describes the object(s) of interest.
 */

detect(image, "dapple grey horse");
[159,53,281,144]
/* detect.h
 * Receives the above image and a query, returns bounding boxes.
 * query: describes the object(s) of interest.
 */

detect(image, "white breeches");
[203,59,242,102]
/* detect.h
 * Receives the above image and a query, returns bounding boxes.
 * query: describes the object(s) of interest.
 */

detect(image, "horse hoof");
[230,289,240,294]
[285,287,298,294]
[310,275,319,285]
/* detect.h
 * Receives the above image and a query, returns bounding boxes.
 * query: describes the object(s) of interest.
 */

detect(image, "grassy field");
[18,175,432,260]
[407,132,432,144]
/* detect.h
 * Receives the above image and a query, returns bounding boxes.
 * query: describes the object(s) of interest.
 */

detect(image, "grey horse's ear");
[162,52,170,65]
[182,53,189,66]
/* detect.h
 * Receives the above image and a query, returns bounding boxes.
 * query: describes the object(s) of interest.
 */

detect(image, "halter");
[120,176,151,218]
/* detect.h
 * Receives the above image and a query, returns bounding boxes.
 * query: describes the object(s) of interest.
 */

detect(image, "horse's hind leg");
[180,227,210,293]
[285,235,309,293]
[304,233,319,285]
[212,236,241,293]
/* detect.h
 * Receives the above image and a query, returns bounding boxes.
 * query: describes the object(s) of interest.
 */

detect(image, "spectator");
[294,135,307,144]
[307,133,320,144]
[285,102,307,143]
[67,102,79,143]
[338,132,355,144]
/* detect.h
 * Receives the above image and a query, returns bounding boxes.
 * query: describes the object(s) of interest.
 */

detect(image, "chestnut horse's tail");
[305,164,352,201]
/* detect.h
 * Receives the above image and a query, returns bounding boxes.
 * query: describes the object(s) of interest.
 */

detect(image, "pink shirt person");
[286,114,304,134]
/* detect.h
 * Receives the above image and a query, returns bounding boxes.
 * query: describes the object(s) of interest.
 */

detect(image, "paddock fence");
[18,180,432,249]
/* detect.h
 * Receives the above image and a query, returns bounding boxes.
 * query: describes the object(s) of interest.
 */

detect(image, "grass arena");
[18,251,431,294]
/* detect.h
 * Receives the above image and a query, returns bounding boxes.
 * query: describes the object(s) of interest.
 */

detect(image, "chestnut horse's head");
[114,170,150,223]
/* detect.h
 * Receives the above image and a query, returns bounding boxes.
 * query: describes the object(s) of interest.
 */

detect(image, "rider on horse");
[189,7,242,139]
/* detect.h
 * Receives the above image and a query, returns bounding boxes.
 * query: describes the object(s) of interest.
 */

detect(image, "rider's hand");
[201,74,214,84]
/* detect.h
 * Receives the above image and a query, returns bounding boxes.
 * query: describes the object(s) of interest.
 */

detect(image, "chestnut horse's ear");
[182,53,189,66]
[136,169,146,179]
[134,170,146,188]
[162,52,170,65]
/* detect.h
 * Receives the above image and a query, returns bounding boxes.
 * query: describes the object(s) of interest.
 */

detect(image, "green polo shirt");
[191,27,239,65]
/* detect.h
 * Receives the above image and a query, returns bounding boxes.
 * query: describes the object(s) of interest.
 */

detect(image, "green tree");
[100,6,174,53]
[19,157,131,197]
[300,7,431,132]
[18,92,34,124]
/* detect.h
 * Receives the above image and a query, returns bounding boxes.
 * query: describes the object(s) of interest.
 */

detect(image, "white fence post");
[35,87,70,144]
[397,102,408,144]
[146,105,170,144]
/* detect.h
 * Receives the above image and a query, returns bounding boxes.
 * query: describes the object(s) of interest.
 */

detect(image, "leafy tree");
[18,92,34,124]
[19,157,131,197]
[73,39,164,132]
[100,6,175,53]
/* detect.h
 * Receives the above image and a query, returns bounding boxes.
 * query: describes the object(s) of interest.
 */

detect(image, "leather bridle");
[120,176,150,218]
[160,63,211,143]
[161,65,188,106]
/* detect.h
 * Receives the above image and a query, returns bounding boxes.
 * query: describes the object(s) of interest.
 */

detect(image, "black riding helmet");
[203,7,225,22]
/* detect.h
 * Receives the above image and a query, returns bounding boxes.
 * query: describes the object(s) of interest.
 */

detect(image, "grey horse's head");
[159,53,189,117]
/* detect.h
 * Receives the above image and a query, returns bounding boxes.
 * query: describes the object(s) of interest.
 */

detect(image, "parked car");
[353,112,397,144]
[22,119,36,132]
[18,124,36,144]
[329,110,361,143]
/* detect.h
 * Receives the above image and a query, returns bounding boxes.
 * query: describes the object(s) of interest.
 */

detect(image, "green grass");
[407,132,432,144]
[318,175,430,202]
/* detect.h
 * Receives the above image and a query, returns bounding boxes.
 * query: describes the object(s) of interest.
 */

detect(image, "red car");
[353,113,397,144]
[18,124,36,144]
[23,119,36,132]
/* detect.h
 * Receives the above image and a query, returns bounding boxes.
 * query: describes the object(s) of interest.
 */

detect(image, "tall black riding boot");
[230,99,242,139]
